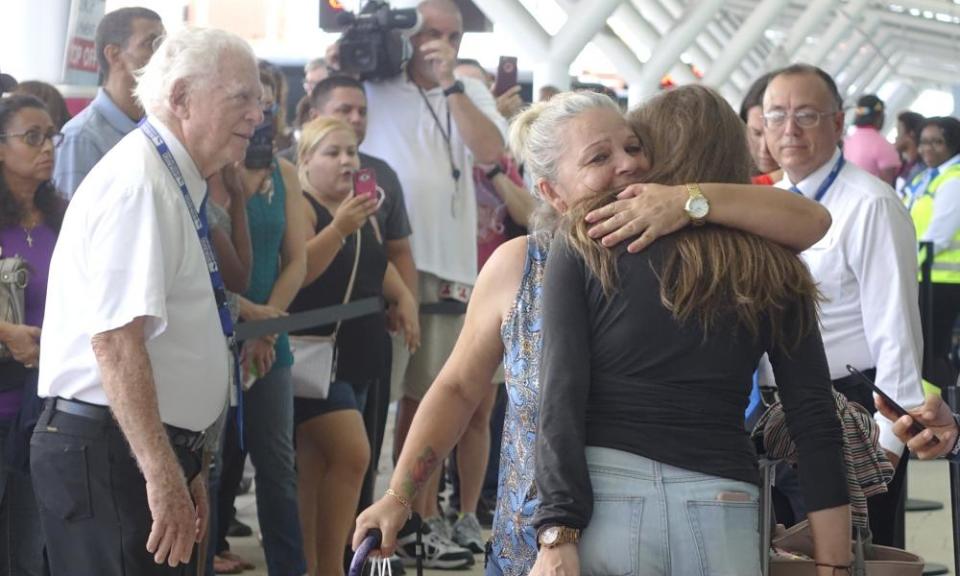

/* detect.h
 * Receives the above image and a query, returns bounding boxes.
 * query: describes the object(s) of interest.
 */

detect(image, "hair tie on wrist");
[815,562,851,574]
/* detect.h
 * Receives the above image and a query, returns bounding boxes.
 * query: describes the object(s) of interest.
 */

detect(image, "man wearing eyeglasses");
[55,7,165,199]
[763,64,924,549]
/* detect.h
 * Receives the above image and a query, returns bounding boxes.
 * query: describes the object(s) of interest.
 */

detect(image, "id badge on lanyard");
[139,120,245,447]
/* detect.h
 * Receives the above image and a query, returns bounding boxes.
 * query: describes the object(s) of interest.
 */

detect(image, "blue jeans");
[244,366,306,576]
[578,447,759,576]
[0,419,46,576]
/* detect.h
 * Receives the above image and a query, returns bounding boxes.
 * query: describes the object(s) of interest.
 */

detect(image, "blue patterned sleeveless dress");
[488,234,548,576]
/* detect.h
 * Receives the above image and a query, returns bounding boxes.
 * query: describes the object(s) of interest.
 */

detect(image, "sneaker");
[395,523,474,569]
[425,515,453,540]
[451,513,485,554]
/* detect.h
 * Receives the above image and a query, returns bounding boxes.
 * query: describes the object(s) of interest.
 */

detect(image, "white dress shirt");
[778,148,924,454]
[919,153,960,255]
[361,75,507,286]
[39,117,229,432]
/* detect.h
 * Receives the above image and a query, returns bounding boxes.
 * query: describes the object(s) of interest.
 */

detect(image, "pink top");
[843,126,902,182]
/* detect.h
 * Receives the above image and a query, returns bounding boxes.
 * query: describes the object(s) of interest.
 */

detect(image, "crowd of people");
[0,1,959,576]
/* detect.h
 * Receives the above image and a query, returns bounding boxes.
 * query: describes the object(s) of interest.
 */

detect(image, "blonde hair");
[508,90,621,199]
[562,85,820,352]
[296,116,357,193]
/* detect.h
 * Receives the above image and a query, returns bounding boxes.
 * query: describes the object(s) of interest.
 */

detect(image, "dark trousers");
[920,282,960,389]
[358,332,392,513]
[832,372,908,548]
[214,408,245,554]
[30,401,202,576]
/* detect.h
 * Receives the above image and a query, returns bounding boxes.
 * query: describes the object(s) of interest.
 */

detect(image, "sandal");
[213,555,243,574]
[220,551,255,571]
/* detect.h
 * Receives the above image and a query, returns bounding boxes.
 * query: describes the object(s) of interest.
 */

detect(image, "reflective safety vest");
[909,164,960,284]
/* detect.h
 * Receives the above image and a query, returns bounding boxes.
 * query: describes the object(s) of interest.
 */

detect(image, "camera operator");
[330,0,506,569]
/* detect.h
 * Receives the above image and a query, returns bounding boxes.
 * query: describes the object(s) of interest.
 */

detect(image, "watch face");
[688,196,709,219]
[542,527,559,545]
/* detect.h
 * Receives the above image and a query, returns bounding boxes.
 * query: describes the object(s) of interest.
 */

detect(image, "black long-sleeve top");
[533,235,849,531]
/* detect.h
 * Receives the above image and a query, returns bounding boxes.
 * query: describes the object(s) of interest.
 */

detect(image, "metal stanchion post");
[759,459,775,576]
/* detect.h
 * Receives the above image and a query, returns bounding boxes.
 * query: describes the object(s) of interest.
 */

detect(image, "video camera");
[337,1,421,81]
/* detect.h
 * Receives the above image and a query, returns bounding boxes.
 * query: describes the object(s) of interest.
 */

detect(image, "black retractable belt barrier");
[420,301,467,315]
[235,298,384,341]
[921,241,960,576]
[236,297,467,342]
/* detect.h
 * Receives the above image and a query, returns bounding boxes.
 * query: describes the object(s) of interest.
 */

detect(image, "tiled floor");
[226,418,959,575]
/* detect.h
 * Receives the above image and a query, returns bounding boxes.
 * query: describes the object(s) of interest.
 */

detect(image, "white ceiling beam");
[704,0,790,88]
[803,0,872,66]
[634,0,726,100]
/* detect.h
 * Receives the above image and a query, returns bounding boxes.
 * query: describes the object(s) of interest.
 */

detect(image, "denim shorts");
[578,447,760,576]
[294,379,370,426]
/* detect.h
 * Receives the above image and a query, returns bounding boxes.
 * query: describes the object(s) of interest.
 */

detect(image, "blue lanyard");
[139,120,244,447]
[806,154,845,203]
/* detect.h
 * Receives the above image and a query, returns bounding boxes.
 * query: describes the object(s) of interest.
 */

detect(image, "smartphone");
[353,168,377,200]
[492,56,518,97]
[846,364,932,439]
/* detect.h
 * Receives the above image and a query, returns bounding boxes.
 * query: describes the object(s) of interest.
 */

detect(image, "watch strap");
[443,80,465,97]
[685,183,708,227]
[537,525,581,548]
[949,413,960,461]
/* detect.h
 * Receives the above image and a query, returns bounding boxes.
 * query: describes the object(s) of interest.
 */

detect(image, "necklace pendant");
[24,229,33,248]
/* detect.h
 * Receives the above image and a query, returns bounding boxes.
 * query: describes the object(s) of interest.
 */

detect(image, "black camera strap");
[417,85,460,218]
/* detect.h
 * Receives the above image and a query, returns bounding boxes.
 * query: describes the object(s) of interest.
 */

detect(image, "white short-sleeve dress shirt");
[777,148,924,454]
[361,75,507,286]
[39,117,229,432]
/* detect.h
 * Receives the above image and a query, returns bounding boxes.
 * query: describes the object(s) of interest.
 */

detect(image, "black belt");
[51,397,206,453]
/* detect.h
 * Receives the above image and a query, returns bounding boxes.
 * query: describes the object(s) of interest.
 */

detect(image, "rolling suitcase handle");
[350,515,424,576]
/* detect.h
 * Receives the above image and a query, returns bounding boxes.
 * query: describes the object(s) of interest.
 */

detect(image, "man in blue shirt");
[55,7,164,198]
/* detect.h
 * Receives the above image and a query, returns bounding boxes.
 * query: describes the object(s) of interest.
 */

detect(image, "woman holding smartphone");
[292,116,418,576]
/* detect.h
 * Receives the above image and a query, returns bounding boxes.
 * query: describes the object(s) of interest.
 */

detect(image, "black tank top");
[290,193,387,383]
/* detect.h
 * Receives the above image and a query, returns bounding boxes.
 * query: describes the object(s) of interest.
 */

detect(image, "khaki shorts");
[393,273,466,402]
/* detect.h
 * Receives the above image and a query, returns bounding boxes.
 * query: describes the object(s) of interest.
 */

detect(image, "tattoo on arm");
[400,446,439,500]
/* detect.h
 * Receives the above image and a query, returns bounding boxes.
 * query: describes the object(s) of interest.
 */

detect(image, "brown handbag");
[769,520,923,576]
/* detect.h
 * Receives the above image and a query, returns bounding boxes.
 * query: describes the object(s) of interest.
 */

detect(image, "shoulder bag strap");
[331,229,362,343]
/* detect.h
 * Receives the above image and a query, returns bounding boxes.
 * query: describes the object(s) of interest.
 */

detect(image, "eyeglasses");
[762,110,838,129]
[0,128,64,148]
[919,138,946,147]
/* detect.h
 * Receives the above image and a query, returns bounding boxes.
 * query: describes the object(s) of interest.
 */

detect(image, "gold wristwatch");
[684,183,709,226]
[537,526,581,549]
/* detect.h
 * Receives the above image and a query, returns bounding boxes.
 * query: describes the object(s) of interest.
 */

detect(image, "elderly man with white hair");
[31,28,264,575]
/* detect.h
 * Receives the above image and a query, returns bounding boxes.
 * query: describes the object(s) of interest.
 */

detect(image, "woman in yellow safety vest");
[908,116,960,388]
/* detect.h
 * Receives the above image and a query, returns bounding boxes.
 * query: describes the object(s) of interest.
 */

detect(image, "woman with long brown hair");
[354,88,836,576]
[531,86,852,576]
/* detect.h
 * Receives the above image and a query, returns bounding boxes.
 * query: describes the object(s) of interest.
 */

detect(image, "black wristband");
[815,562,851,574]
[485,164,504,180]
[443,80,465,97]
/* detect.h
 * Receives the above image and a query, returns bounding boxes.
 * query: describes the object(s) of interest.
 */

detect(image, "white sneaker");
[425,515,453,540]
[394,520,474,569]
[451,513,485,554]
